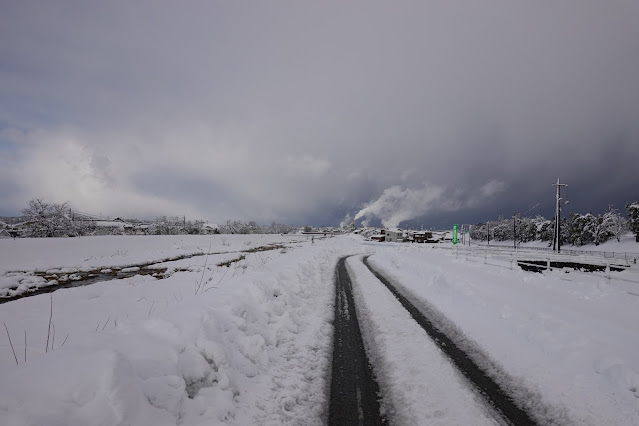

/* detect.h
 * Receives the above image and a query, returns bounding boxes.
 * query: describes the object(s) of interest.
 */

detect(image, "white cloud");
[480,179,507,198]
[1,1,638,222]
[282,155,331,178]
[8,129,184,218]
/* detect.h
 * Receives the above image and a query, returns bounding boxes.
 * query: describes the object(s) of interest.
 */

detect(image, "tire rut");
[329,256,387,425]
[363,256,538,426]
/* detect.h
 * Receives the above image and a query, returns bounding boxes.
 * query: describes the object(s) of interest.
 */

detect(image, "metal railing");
[431,244,639,288]
[470,243,638,262]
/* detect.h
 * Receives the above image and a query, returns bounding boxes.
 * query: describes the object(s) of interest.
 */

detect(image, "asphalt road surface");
[329,256,387,425]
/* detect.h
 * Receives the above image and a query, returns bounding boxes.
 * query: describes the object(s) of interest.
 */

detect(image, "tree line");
[12,198,296,237]
[470,201,639,246]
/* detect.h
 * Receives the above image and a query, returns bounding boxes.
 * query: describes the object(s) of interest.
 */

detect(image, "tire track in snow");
[329,256,387,425]
[362,256,539,426]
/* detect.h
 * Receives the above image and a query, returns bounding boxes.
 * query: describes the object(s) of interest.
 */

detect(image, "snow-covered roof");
[386,228,404,234]
[9,221,28,227]
[94,221,132,228]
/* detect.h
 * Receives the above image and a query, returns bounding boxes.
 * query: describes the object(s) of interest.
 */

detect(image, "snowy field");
[1,234,638,425]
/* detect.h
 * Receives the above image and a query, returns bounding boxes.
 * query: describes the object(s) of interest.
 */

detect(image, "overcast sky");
[1,1,638,228]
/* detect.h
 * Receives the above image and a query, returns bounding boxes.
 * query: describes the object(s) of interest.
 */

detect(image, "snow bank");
[1,348,174,425]
[0,236,340,425]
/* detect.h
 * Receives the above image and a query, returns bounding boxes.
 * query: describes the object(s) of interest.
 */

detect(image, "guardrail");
[470,243,639,262]
[440,245,639,288]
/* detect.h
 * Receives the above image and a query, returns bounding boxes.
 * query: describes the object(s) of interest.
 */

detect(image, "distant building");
[412,231,435,243]
[385,228,404,242]
[202,223,219,234]
[135,224,151,235]
[94,220,134,235]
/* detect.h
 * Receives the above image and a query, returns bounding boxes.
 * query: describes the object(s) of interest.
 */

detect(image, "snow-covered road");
[0,234,638,425]
[365,243,639,425]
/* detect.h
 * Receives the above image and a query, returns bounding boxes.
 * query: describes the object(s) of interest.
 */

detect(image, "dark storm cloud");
[1,1,638,225]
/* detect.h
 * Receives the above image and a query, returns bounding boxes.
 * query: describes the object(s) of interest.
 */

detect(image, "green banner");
[452,224,458,245]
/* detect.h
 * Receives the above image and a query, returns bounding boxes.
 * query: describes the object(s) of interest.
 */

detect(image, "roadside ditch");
[0,244,287,304]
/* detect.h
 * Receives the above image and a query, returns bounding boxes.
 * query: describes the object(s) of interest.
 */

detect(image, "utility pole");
[513,214,517,249]
[553,178,568,253]
[487,221,490,246]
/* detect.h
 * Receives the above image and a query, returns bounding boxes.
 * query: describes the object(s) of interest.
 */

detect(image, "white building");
[202,223,219,234]
[385,228,404,242]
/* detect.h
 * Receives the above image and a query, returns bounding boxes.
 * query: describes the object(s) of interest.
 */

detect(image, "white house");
[202,223,219,234]
[385,228,404,242]
[93,220,134,235]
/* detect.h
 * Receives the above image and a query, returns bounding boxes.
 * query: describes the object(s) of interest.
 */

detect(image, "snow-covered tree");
[584,213,613,246]
[266,222,296,234]
[74,220,97,236]
[183,220,204,235]
[152,216,185,235]
[603,206,627,243]
[516,216,537,242]
[534,215,554,243]
[492,217,513,242]
[470,223,488,241]
[564,213,585,246]
[558,215,571,247]
[22,198,75,237]
[626,201,639,242]
[217,220,295,235]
